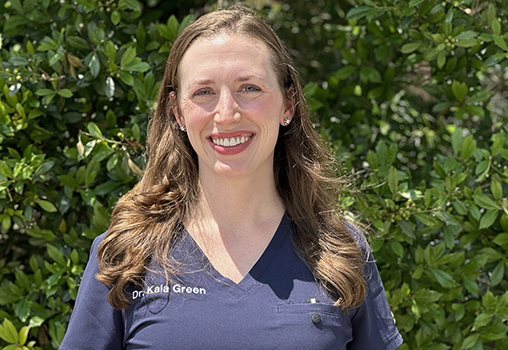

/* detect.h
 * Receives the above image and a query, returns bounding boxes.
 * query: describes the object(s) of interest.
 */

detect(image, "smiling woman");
[174,34,292,181]
[60,6,402,350]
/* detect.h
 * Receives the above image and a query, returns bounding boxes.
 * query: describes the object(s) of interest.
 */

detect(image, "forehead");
[177,34,278,84]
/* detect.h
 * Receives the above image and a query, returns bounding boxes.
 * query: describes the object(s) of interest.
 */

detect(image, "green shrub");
[286,0,508,348]
[0,0,192,348]
[0,0,507,349]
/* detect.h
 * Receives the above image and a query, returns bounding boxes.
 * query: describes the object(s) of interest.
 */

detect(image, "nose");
[214,88,241,125]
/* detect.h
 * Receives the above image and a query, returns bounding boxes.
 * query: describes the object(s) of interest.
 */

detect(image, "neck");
[187,171,285,235]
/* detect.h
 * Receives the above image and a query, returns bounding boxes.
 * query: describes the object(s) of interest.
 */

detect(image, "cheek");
[180,100,210,125]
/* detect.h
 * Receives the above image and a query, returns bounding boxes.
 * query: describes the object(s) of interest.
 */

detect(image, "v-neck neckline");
[183,214,290,298]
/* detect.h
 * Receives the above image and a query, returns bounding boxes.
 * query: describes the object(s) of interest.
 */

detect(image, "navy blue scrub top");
[60,216,403,350]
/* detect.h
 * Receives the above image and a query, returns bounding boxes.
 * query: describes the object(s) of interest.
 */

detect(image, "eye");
[240,85,262,93]
[193,88,214,97]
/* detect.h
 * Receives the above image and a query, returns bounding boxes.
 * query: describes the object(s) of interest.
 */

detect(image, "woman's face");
[174,34,293,181]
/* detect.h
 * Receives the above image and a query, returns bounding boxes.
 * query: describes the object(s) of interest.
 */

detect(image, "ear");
[281,86,295,125]
[169,91,185,126]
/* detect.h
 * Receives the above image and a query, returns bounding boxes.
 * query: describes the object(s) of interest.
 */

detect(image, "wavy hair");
[96,6,366,310]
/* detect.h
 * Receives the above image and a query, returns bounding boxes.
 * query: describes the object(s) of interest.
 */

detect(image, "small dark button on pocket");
[311,313,321,324]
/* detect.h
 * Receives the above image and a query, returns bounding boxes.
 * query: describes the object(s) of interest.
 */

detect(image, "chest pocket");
[276,303,353,350]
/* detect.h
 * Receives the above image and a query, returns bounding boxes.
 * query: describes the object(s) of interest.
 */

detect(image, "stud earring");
[180,125,186,132]
[283,117,291,125]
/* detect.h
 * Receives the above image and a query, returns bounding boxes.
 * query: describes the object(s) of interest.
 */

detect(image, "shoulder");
[343,221,370,257]
[92,231,107,248]
[88,231,108,259]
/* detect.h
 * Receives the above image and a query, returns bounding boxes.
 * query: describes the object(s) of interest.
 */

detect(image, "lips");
[208,132,254,155]
[211,134,252,147]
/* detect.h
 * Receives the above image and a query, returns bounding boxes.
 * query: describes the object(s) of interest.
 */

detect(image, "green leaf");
[121,47,137,68]
[366,150,378,169]
[455,31,479,40]
[107,153,120,171]
[335,65,356,81]
[452,81,468,101]
[400,42,421,54]
[388,166,398,195]
[461,334,479,349]
[67,36,90,50]
[473,194,498,210]
[0,161,13,178]
[437,50,446,69]
[493,233,508,247]
[359,66,381,83]
[35,89,56,96]
[89,53,100,78]
[87,122,103,138]
[432,101,453,113]
[124,61,151,72]
[85,160,101,186]
[493,34,508,51]
[132,123,141,141]
[376,141,387,166]
[177,14,194,34]
[119,71,134,86]
[14,298,30,322]
[414,289,442,303]
[0,318,18,343]
[455,39,479,47]
[70,249,79,264]
[94,181,121,196]
[120,0,141,11]
[399,220,415,239]
[4,15,27,32]
[408,0,424,6]
[451,127,463,155]
[18,326,29,346]
[468,90,491,104]
[491,18,501,35]
[463,276,479,294]
[414,213,439,227]
[431,268,455,288]
[452,200,468,215]
[460,135,476,159]
[346,6,377,20]
[111,10,121,25]
[390,240,403,257]
[36,199,57,213]
[479,209,498,229]
[57,89,73,98]
[490,261,505,286]
[46,244,66,267]
[491,180,503,201]
[166,15,179,38]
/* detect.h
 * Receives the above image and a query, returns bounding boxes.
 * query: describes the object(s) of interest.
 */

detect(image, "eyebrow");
[189,79,215,87]
[235,74,262,82]
[188,74,263,87]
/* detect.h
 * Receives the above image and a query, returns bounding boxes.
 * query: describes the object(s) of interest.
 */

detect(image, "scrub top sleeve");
[348,237,403,350]
[60,233,124,350]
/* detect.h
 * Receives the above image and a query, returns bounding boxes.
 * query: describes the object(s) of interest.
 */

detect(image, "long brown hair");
[96,6,366,310]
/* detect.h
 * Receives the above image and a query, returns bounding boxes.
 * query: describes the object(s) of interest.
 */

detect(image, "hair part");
[96,6,366,310]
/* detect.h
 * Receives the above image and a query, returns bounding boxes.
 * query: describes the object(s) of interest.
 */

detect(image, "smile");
[210,134,252,147]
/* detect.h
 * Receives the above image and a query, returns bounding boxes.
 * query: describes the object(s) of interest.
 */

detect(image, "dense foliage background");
[1,0,507,349]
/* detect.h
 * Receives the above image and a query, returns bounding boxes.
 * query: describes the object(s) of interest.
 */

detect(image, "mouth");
[210,133,253,147]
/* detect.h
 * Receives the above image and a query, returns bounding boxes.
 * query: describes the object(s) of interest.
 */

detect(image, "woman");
[60,7,402,350]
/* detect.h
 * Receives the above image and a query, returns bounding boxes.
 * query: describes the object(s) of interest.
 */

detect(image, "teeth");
[212,136,251,147]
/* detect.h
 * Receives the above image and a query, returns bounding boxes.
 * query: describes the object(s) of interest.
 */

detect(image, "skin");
[175,34,293,181]
[172,34,294,283]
